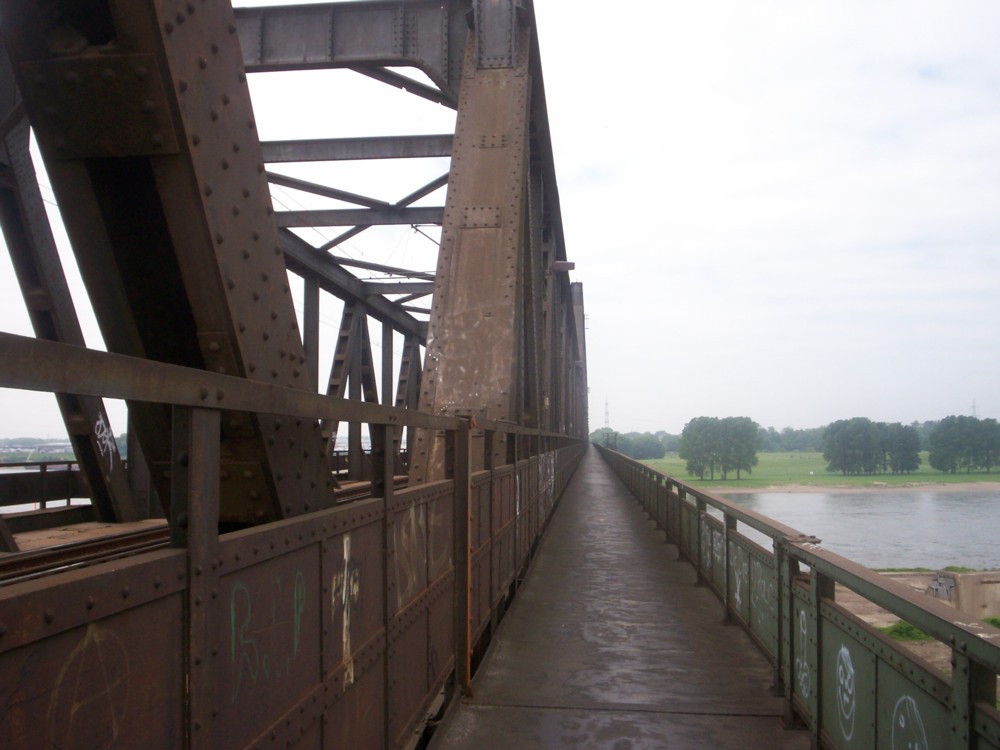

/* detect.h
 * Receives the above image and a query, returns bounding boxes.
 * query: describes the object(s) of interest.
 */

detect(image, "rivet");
[222,94,230,105]
[165,21,175,33]
[151,134,164,148]
[199,386,209,400]
[206,340,219,351]
[216,388,224,401]
[252,292,260,301]
[238,322,246,332]
[215,233,224,244]
[192,133,201,146]
[239,73,248,84]
[226,277,235,289]
[232,206,240,216]
[199,57,208,70]
[187,3,196,15]
[204,184,213,196]
[141,100,155,113]
[270,311,278,321]
[86,596,96,610]
[121,586,130,598]
[176,11,185,24]
[242,249,251,260]
[229,23,237,34]
[44,609,55,624]
[211,42,219,54]
[210,109,219,121]
[248,362,256,373]
[179,80,188,93]
[232,142,240,153]
[242,188,250,198]
[135,66,148,80]
[251,231,260,241]
[221,159,229,170]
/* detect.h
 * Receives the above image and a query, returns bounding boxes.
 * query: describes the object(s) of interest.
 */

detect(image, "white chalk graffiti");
[733,553,749,611]
[331,534,361,689]
[794,609,811,700]
[700,523,712,573]
[836,644,856,741]
[891,695,929,750]
[94,413,117,473]
[750,559,775,630]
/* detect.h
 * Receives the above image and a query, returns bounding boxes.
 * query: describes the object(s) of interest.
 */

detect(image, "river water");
[715,490,1000,570]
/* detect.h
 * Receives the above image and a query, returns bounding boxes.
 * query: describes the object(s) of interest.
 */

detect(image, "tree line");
[927,415,1000,473]
[821,418,921,475]
[591,414,999,478]
[678,416,761,480]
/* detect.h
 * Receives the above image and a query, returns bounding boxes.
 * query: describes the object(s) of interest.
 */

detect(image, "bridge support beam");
[409,6,534,482]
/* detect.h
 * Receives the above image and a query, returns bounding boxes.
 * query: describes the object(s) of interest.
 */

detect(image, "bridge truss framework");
[0,1,588,747]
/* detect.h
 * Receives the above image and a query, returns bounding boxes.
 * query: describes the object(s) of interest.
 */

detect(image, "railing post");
[809,570,834,745]
[170,406,221,749]
[722,514,737,623]
[695,498,707,585]
[951,644,996,749]
[452,420,473,696]
[777,542,800,725]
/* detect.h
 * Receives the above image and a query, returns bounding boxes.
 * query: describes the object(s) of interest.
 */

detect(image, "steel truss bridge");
[0,2,997,749]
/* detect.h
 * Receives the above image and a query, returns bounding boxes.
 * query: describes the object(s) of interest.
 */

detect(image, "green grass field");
[642,452,1000,490]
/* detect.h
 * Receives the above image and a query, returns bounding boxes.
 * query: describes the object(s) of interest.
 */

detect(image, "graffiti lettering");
[331,534,361,689]
[230,571,307,702]
[94,414,117,474]
[794,609,811,700]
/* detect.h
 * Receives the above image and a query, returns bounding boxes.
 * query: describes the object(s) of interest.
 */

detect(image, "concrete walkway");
[429,446,809,749]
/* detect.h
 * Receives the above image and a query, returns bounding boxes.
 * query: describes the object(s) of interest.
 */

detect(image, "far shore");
[702,481,1000,495]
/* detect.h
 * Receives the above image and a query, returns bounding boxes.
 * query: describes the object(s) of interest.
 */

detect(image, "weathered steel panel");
[0,595,184,749]
[219,545,321,749]
[791,588,816,713]
[326,650,385,750]
[820,625,876,750]
[325,521,384,689]
[748,546,778,657]
[428,572,455,690]
[388,605,429,748]
[427,489,453,582]
[390,498,428,615]
[728,537,751,625]
[875,668,949,750]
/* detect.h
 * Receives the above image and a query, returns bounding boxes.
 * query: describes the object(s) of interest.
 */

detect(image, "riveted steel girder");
[0,0,333,524]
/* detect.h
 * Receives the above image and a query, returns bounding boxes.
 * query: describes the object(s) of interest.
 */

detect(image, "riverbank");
[709,481,1000,495]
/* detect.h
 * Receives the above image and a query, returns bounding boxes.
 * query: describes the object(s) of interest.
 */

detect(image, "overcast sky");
[2,1,999,438]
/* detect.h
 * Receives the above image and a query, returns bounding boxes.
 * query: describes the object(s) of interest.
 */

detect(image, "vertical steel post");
[171,406,221,748]
[452,420,473,696]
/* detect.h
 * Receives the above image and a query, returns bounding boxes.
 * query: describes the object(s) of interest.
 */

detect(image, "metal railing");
[0,331,586,749]
[597,445,1000,750]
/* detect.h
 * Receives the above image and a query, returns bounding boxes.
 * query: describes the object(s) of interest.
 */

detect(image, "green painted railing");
[596,445,1000,750]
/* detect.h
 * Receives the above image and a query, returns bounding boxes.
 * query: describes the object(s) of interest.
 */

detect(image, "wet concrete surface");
[429,447,810,749]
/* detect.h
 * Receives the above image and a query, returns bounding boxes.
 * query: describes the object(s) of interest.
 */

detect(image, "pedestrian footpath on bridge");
[430,446,810,749]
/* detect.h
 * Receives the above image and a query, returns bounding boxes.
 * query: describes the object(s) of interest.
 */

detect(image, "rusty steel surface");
[0,1,591,747]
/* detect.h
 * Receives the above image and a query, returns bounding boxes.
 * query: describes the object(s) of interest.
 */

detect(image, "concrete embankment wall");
[927,570,1000,619]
